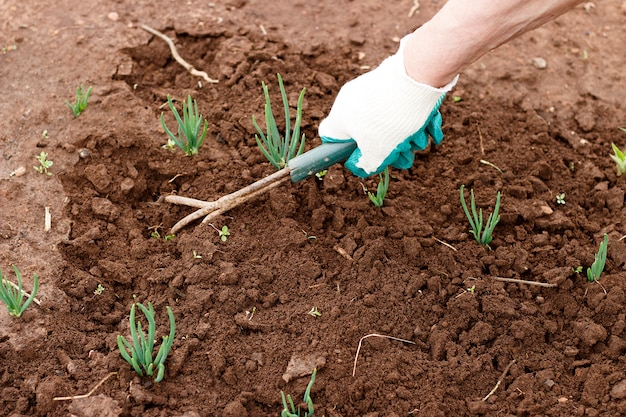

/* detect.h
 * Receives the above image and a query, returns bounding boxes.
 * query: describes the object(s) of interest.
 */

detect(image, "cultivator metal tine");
[162,142,357,233]
[162,168,290,234]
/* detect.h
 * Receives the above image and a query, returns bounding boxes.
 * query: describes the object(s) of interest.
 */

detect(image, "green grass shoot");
[117,302,176,382]
[587,234,609,282]
[460,185,501,247]
[161,95,208,156]
[66,84,92,117]
[368,167,390,207]
[610,143,626,176]
[252,73,306,170]
[0,265,39,318]
[280,368,316,417]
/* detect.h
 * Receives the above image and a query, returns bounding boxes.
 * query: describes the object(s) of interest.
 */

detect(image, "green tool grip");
[288,142,357,183]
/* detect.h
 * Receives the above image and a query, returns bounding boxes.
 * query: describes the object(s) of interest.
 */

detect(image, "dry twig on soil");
[482,359,516,401]
[433,237,457,251]
[53,372,118,401]
[408,0,420,17]
[140,24,218,84]
[495,277,557,288]
[352,333,415,377]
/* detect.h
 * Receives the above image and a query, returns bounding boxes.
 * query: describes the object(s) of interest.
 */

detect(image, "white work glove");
[319,36,457,177]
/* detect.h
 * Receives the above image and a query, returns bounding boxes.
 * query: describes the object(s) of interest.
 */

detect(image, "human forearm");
[404,0,585,87]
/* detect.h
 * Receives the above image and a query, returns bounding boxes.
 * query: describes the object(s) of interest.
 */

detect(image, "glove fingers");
[425,110,444,145]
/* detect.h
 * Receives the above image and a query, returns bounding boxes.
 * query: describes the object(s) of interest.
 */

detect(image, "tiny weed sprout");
[66,84,92,117]
[94,284,105,295]
[219,226,230,242]
[34,151,53,175]
[161,137,177,151]
[308,307,321,317]
[150,229,175,241]
[160,94,208,156]
[587,234,609,283]
[117,302,176,383]
[192,250,202,259]
[280,368,317,417]
[315,170,328,180]
[556,193,566,205]
[459,185,501,247]
[610,143,626,176]
[572,266,583,274]
[210,224,230,242]
[252,73,306,170]
[0,266,39,318]
[368,167,390,207]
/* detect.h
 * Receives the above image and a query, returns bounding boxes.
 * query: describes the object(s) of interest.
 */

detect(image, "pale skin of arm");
[405,0,586,88]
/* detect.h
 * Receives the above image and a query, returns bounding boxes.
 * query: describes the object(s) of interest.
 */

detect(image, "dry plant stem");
[477,125,485,155]
[140,24,218,84]
[433,237,457,251]
[495,277,557,288]
[5,280,41,306]
[482,359,516,401]
[408,0,420,17]
[53,372,118,401]
[163,168,290,234]
[44,206,51,232]
[352,333,415,377]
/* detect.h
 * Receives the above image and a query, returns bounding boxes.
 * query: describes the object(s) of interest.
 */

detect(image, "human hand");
[318,36,457,177]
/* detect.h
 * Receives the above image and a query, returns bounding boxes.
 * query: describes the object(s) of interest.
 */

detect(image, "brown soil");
[2,1,626,416]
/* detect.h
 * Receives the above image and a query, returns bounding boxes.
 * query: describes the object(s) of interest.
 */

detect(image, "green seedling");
[315,170,328,180]
[219,226,230,242]
[556,193,566,205]
[34,151,53,175]
[161,137,176,150]
[66,84,92,117]
[252,73,306,170]
[0,266,39,318]
[587,234,609,283]
[94,284,105,295]
[210,224,230,242]
[117,302,176,383]
[150,230,175,241]
[1,44,17,54]
[308,307,321,317]
[459,185,501,247]
[572,266,583,274]
[192,250,202,259]
[280,368,317,417]
[160,94,208,156]
[368,167,390,207]
[302,230,316,240]
[610,143,626,176]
